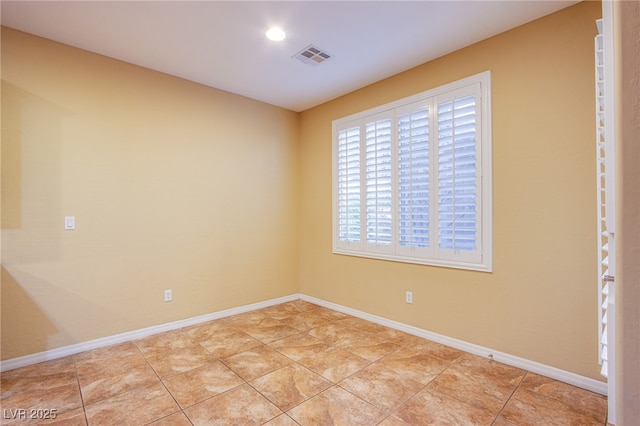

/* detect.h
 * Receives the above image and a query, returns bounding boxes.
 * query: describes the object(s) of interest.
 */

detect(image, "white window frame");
[332,71,492,272]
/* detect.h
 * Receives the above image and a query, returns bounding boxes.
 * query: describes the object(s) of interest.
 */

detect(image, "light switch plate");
[64,216,76,230]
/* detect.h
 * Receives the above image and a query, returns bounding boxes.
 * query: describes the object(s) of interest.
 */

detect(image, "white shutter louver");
[398,107,430,249]
[437,94,478,253]
[337,126,361,243]
[365,118,393,246]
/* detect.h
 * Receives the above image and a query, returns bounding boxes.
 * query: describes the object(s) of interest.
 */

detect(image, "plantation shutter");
[332,71,491,271]
[397,104,432,257]
[436,85,482,263]
[365,117,394,250]
[337,125,362,245]
[595,18,616,380]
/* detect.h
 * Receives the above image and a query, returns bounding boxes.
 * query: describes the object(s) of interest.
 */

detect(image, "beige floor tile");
[0,382,84,421]
[334,332,401,361]
[258,303,304,319]
[298,346,370,383]
[37,407,88,425]
[312,306,351,321]
[241,322,301,344]
[340,363,425,412]
[426,354,525,412]
[1,358,80,410]
[454,353,527,382]
[197,328,262,358]
[275,310,336,331]
[84,382,179,426]
[288,299,323,312]
[345,317,403,337]
[519,372,607,423]
[222,345,293,381]
[262,413,300,426]
[375,329,417,346]
[499,387,605,426]
[377,347,449,385]
[0,407,88,426]
[334,316,382,332]
[134,329,196,357]
[144,343,214,377]
[268,333,332,361]
[307,322,365,345]
[1,357,76,383]
[491,416,519,426]
[146,411,193,426]
[401,337,465,362]
[232,316,285,331]
[76,352,160,405]
[378,415,412,426]
[287,385,385,425]
[181,319,236,341]
[250,363,332,411]
[351,322,411,345]
[184,383,281,426]
[73,342,140,363]
[217,311,273,329]
[394,388,496,426]
[162,360,244,408]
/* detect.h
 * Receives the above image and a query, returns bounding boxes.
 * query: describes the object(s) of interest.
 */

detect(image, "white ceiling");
[1,0,579,112]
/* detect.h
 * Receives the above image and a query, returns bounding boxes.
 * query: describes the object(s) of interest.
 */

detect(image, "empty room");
[1,1,638,425]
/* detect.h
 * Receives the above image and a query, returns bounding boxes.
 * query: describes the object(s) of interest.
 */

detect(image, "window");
[333,71,492,271]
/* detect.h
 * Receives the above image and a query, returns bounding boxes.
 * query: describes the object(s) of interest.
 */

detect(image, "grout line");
[490,370,528,425]
[380,381,430,426]
[71,357,90,426]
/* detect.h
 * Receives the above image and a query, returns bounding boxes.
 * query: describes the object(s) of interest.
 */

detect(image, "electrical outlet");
[405,291,413,304]
[164,289,172,302]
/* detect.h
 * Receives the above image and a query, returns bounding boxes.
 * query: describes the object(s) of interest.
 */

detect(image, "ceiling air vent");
[294,45,332,66]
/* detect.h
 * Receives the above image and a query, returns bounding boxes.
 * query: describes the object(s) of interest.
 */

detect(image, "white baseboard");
[300,294,608,396]
[0,294,300,373]
[0,292,608,397]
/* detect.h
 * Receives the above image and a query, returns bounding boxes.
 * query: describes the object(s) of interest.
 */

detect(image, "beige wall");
[1,28,300,360]
[299,1,603,380]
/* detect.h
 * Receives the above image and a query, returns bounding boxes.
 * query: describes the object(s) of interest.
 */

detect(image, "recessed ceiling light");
[266,27,286,42]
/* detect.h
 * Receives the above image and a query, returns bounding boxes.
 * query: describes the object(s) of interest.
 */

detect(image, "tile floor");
[1,300,608,425]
